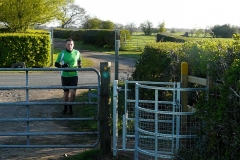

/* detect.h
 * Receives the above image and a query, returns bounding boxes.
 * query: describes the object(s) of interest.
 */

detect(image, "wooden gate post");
[100,62,111,154]
[181,62,188,112]
[181,62,188,137]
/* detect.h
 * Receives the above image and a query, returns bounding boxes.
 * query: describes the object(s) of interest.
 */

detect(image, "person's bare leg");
[63,91,69,102]
[69,89,76,102]
[68,89,76,114]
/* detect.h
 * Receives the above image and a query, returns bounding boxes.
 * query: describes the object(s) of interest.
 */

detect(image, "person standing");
[55,38,82,114]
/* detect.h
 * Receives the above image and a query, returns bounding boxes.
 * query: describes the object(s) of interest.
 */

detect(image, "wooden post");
[181,62,188,112]
[207,63,213,100]
[181,62,188,137]
[100,62,111,154]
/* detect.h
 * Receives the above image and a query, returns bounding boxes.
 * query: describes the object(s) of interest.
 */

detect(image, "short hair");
[66,38,73,43]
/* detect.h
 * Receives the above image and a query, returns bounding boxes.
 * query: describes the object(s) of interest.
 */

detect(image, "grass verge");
[62,82,131,160]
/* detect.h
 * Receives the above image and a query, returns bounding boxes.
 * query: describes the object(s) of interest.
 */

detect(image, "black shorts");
[61,76,78,92]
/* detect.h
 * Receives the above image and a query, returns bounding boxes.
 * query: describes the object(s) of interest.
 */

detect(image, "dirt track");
[0,39,136,160]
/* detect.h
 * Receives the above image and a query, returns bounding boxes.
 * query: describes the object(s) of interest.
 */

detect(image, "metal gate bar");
[0,68,100,148]
[113,80,179,155]
[123,80,178,152]
[134,83,206,159]
[112,80,207,159]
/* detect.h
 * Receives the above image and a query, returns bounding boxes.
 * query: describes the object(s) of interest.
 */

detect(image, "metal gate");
[113,80,206,159]
[0,68,100,148]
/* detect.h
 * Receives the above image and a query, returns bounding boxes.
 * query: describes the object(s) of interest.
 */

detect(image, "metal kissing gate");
[113,80,206,160]
[0,68,100,148]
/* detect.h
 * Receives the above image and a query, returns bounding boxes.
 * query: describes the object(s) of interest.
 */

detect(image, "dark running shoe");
[62,105,68,114]
[62,110,67,114]
[69,105,73,114]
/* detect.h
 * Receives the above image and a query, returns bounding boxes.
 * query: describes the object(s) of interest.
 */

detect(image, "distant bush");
[156,33,186,42]
[53,29,130,48]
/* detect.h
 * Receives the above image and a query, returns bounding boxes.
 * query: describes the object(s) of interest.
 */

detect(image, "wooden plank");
[188,76,207,86]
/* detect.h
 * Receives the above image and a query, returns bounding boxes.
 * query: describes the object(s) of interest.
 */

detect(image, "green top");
[55,49,82,77]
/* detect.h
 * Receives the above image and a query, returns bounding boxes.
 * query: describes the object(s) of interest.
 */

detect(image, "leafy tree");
[170,28,176,33]
[81,15,91,29]
[125,22,137,35]
[58,0,86,28]
[158,21,166,33]
[204,28,214,38]
[114,23,124,29]
[233,33,240,40]
[101,20,114,29]
[195,29,204,37]
[81,17,114,29]
[211,24,238,38]
[189,29,195,37]
[140,20,153,35]
[0,0,66,32]
[82,17,101,29]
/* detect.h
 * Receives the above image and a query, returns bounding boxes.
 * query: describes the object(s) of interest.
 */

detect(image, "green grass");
[64,149,101,160]
[121,34,156,52]
[56,89,98,132]
[53,34,156,61]
[61,83,129,160]
[54,38,144,61]
[64,148,130,160]
[64,84,125,133]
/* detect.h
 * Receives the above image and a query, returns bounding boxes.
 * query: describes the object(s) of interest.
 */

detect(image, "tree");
[82,17,114,29]
[58,0,86,28]
[189,29,195,37]
[211,24,238,38]
[204,28,214,38]
[81,15,91,29]
[195,29,204,37]
[158,22,166,33]
[88,18,101,29]
[125,22,136,35]
[114,23,124,29]
[140,20,153,35]
[101,20,114,29]
[0,0,67,32]
[170,28,176,33]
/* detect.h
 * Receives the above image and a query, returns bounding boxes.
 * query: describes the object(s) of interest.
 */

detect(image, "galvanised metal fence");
[0,68,100,148]
[113,80,207,159]
[134,83,206,160]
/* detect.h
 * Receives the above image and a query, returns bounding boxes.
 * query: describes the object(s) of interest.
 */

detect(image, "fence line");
[0,67,100,148]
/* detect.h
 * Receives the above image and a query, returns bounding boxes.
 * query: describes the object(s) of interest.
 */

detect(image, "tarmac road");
[0,69,132,87]
[0,71,98,86]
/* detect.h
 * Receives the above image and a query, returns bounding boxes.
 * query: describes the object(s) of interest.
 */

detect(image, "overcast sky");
[75,0,240,29]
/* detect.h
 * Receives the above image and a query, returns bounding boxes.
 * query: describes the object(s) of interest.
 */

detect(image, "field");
[120,32,156,51]
[53,32,234,63]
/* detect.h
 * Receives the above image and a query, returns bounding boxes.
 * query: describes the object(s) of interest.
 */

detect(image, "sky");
[74,0,240,29]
